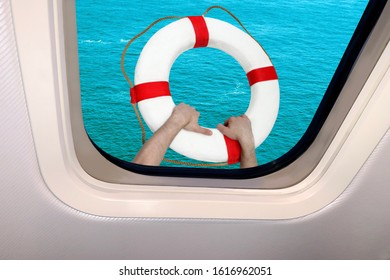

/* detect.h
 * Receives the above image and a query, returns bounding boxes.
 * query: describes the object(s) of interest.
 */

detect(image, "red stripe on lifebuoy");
[223,135,241,165]
[188,16,209,48]
[247,66,278,86]
[131,81,170,104]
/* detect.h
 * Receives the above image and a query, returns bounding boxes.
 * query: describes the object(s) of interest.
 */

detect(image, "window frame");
[75,0,387,184]
[11,0,390,219]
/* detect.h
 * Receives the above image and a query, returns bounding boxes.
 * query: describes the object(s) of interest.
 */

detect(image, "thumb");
[193,125,213,136]
[217,124,239,141]
[217,124,231,137]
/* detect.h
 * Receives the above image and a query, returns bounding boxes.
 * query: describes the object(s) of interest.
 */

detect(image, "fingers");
[174,104,252,139]
[217,123,228,134]
[223,117,234,126]
[217,115,252,142]
[185,124,212,136]
[175,103,212,136]
[194,125,213,136]
[217,123,236,139]
[223,116,247,126]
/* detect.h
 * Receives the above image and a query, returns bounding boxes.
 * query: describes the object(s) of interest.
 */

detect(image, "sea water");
[76,0,368,168]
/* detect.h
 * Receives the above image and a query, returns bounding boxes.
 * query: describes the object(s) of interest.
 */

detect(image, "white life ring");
[131,16,279,164]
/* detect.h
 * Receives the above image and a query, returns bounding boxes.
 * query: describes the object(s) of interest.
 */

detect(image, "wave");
[80,39,133,45]
[80,39,111,45]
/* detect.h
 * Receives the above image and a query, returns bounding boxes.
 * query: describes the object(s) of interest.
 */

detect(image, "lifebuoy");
[131,16,279,164]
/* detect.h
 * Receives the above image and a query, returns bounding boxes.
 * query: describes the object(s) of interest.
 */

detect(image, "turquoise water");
[76,0,368,168]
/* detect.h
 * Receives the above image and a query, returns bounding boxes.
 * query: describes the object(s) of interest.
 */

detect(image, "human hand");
[217,115,257,168]
[217,115,255,148]
[169,103,212,136]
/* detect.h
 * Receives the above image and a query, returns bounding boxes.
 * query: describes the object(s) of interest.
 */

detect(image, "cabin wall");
[1,0,390,259]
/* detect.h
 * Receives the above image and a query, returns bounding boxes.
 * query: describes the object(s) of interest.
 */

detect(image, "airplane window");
[76,1,368,171]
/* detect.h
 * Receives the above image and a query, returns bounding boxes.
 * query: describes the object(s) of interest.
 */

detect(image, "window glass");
[76,0,368,168]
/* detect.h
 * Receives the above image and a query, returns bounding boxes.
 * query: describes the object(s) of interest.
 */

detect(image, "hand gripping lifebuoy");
[131,16,279,164]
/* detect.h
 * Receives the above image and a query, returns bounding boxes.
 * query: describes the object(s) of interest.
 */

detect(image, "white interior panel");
[1,0,389,259]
